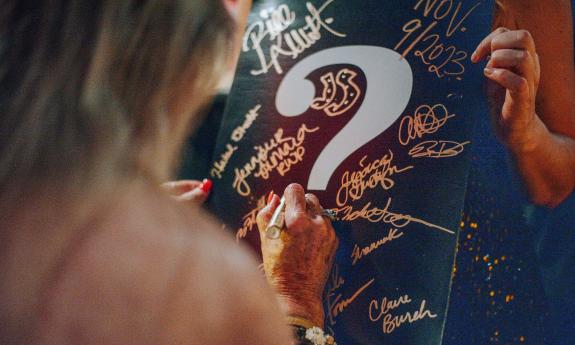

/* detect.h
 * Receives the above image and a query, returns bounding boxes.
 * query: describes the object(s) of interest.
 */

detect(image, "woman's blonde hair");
[0,0,233,204]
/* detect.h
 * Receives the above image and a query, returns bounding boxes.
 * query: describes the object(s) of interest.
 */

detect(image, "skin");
[1,0,337,343]
[473,0,575,208]
[257,184,339,327]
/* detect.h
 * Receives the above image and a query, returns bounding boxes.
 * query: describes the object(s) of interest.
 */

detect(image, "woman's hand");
[472,28,542,152]
[257,184,338,327]
[161,179,212,205]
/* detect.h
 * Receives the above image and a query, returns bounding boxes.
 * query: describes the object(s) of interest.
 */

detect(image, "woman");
[0,1,337,344]
[446,0,575,343]
[475,0,575,209]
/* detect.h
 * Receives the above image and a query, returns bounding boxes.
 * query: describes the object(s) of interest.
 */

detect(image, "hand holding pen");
[256,184,339,328]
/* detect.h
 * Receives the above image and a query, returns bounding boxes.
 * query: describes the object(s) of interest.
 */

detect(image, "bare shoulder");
[157,222,292,344]
[38,187,290,344]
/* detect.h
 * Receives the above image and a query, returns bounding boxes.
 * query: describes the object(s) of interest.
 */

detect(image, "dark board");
[207,1,494,343]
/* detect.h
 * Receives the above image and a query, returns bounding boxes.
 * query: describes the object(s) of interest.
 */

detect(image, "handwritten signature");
[398,104,455,146]
[351,228,405,266]
[335,198,455,235]
[210,105,261,179]
[408,140,469,158]
[311,68,361,117]
[236,195,267,241]
[325,264,374,326]
[231,104,261,142]
[336,151,413,207]
[211,144,238,179]
[369,294,438,334]
[233,124,319,196]
[243,0,346,76]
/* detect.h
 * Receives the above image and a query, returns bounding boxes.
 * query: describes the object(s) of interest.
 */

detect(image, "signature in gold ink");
[336,151,413,207]
[243,0,346,76]
[210,105,261,179]
[231,104,261,142]
[408,140,469,158]
[236,195,267,241]
[325,264,374,326]
[311,68,361,117]
[398,104,455,146]
[211,144,238,179]
[369,294,438,334]
[351,228,404,266]
[233,124,319,196]
[335,198,455,235]
[325,264,345,326]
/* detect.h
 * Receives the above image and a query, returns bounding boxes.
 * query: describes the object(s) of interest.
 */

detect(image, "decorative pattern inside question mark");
[276,45,413,190]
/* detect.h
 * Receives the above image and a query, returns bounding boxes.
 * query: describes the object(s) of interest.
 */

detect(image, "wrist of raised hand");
[505,113,548,154]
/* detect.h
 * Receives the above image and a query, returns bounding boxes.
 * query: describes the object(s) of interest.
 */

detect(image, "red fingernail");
[200,179,213,194]
[484,67,494,76]
[267,191,275,204]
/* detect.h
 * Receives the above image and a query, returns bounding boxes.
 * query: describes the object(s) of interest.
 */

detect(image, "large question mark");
[276,46,413,190]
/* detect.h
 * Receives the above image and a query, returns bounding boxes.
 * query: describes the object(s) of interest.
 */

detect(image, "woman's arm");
[477,0,575,207]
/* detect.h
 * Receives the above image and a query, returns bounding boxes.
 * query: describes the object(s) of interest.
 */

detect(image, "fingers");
[474,28,539,108]
[256,193,281,235]
[472,28,536,63]
[284,183,307,230]
[305,193,322,217]
[484,67,528,96]
[472,27,509,62]
[161,180,203,196]
[491,30,536,55]
[163,179,213,205]
[174,187,209,205]
[487,49,537,87]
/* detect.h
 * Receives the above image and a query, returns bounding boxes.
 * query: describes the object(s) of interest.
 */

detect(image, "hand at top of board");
[472,27,541,152]
[257,183,339,328]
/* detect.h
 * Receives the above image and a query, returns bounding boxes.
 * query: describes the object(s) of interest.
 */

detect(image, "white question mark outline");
[276,45,414,190]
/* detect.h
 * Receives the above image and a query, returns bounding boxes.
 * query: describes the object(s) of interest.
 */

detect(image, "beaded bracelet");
[288,317,336,345]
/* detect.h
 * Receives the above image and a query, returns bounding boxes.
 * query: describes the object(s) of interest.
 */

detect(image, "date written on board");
[394,0,482,80]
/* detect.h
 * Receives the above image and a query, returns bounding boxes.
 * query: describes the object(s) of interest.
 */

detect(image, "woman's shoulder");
[37,185,289,344]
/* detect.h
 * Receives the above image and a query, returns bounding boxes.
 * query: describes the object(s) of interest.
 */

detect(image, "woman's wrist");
[506,113,548,154]
[279,296,325,328]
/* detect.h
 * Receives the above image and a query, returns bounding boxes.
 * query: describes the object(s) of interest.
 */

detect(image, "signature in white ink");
[243,0,346,76]
[311,68,361,117]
